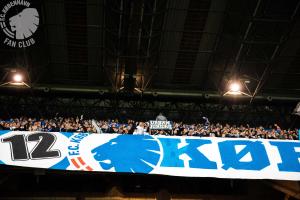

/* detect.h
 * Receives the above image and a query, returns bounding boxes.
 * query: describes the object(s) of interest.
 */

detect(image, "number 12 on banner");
[1,133,61,161]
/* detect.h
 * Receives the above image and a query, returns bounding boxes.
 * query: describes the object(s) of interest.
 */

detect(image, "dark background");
[0,0,300,199]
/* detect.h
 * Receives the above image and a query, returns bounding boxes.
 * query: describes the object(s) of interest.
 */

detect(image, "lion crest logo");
[91,135,161,173]
[8,8,39,40]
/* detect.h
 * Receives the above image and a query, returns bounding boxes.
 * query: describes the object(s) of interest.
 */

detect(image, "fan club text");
[3,37,35,48]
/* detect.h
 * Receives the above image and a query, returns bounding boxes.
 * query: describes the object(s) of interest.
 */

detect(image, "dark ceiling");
[0,0,300,100]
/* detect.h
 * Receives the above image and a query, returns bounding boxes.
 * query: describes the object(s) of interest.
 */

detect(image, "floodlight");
[0,71,30,88]
[13,74,23,82]
[223,80,252,97]
[229,82,241,92]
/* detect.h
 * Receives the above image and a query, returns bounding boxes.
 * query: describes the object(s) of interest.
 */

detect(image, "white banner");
[149,120,172,130]
[0,131,299,180]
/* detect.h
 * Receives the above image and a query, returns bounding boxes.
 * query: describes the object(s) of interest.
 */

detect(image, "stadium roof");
[0,0,300,100]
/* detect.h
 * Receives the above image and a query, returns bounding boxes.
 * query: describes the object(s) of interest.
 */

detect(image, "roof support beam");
[217,0,261,93]
[250,1,300,103]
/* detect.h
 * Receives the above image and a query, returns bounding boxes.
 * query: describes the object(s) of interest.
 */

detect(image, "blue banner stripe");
[0,130,10,136]
[60,132,74,138]
[50,156,70,170]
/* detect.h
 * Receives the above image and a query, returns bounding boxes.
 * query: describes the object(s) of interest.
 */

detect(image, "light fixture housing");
[223,80,252,97]
[0,70,30,88]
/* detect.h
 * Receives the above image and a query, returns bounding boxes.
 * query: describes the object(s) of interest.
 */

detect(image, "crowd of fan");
[0,116,298,140]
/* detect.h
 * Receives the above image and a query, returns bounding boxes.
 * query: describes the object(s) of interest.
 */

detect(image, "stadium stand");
[0,117,298,140]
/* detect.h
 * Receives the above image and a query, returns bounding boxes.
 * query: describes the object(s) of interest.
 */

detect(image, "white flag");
[92,119,102,133]
[293,102,300,116]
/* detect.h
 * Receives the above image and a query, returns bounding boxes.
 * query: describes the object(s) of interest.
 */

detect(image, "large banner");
[0,131,299,180]
[149,121,172,130]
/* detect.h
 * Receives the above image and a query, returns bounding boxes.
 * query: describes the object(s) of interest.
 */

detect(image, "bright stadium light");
[13,73,23,82]
[229,82,241,92]
[223,80,252,97]
[0,71,30,88]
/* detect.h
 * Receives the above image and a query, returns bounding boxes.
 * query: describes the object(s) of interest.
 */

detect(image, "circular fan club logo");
[0,0,39,48]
